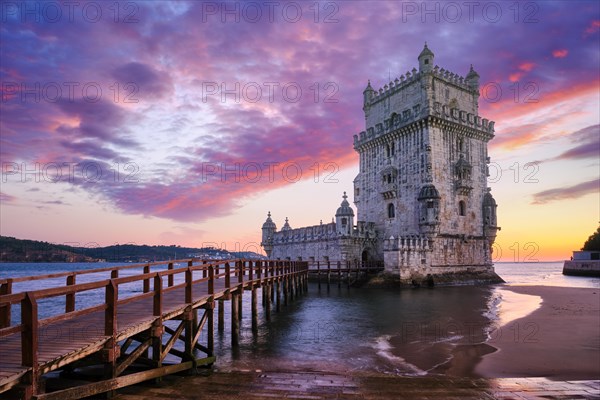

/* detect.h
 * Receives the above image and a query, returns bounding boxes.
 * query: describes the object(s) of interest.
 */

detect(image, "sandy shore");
[476,285,600,380]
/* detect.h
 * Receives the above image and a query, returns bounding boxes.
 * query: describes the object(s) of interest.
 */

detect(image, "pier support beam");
[231,292,240,347]
[276,280,281,312]
[238,288,243,321]
[251,287,258,334]
[218,299,224,332]
[265,285,271,321]
[207,302,214,358]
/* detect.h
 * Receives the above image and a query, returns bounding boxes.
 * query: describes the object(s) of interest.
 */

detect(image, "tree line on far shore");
[0,236,263,263]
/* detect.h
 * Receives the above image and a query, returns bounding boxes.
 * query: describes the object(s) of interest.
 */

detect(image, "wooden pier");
[0,259,309,399]
[308,261,383,287]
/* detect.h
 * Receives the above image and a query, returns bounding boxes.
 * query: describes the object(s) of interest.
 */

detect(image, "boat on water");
[563,250,600,277]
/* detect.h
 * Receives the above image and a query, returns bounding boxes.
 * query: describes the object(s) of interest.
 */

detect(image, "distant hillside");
[0,236,265,263]
[0,236,96,262]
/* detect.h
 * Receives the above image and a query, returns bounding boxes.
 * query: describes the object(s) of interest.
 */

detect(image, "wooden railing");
[0,258,222,328]
[0,259,309,398]
[0,259,308,365]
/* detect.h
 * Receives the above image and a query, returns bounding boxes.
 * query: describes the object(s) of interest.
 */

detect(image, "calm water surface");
[1,261,597,376]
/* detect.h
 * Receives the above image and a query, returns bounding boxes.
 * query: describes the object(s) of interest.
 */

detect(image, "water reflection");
[213,283,496,377]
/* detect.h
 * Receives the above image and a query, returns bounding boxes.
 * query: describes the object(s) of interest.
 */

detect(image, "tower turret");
[261,211,277,257]
[465,64,480,91]
[417,184,441,237]
[483,188,499,240]
[335,192,355,236]
[418,42,434,73]
[281,217,292,231]
[363,80,374,111]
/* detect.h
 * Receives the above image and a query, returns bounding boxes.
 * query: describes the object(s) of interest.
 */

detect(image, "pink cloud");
[519,62,535,72]
[552,49,569,58]
[584,20,600,36]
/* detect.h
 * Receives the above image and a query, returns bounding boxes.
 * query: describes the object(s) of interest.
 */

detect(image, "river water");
[1,262,598,376]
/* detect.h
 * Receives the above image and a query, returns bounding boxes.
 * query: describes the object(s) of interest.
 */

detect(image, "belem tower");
[261,44,502,285]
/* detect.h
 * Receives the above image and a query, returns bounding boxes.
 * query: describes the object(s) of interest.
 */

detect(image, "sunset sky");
[1,0,598,261]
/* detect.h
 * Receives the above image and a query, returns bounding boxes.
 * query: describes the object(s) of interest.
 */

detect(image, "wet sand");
[476,285,600,380]
[113,369,600,399]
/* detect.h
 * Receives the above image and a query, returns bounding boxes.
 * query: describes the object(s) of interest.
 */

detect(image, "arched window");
[341,218,347,226]
[459,200,466,216]
[387,203,395,218]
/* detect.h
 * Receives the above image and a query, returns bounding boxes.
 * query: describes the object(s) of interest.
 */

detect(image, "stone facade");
[261,44,501,285]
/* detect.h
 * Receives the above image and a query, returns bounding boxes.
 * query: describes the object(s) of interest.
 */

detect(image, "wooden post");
[265,283,271,322]
[238,261,245,284]
[283,276,288,306]
[168,262,174,287]
[0,278,13,328]
[270,262,275,303]
[251,287,258,334]
[337,261,342,288]
[327,261,331,286]
[202,260,207,279]
[65,274,76,313]
[152,274,163,381]
[237,291,243,321]
[237,261,243,321]
[143,264,150,293]
[231,293,239,347]
[185,268,193,304]
[21,292,39,397]
[208,265,214,295]
[184,307,194,363]
[218,299,224,332]
[104,280,118,396]
[275,280,281,312]
[262,261,267,306]
[207,303,214,357]
[104,280,118,338]
[153,274,162,317]
[111,269,118,279]
[256,260,262,285]
[290,265,296,300]
[225,262,231,289]
[183,263,194,362]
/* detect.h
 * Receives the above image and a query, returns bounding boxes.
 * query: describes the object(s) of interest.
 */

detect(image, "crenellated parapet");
[367,68,421,105]
[364,64,478,109]
[272,222,338,244]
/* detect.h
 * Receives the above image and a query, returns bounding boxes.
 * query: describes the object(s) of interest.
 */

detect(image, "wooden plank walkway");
[0,259,309,399]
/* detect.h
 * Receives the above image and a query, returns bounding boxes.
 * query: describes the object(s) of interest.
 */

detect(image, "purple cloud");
[1,1,599,222]
[532,179,600,204]
[552,125,600,161]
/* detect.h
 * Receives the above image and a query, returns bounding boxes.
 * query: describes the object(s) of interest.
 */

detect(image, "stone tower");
[353,43,500,284]
[261,44,502,285]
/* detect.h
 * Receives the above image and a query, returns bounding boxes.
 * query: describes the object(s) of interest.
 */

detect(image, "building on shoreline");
[261,44,502,285]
